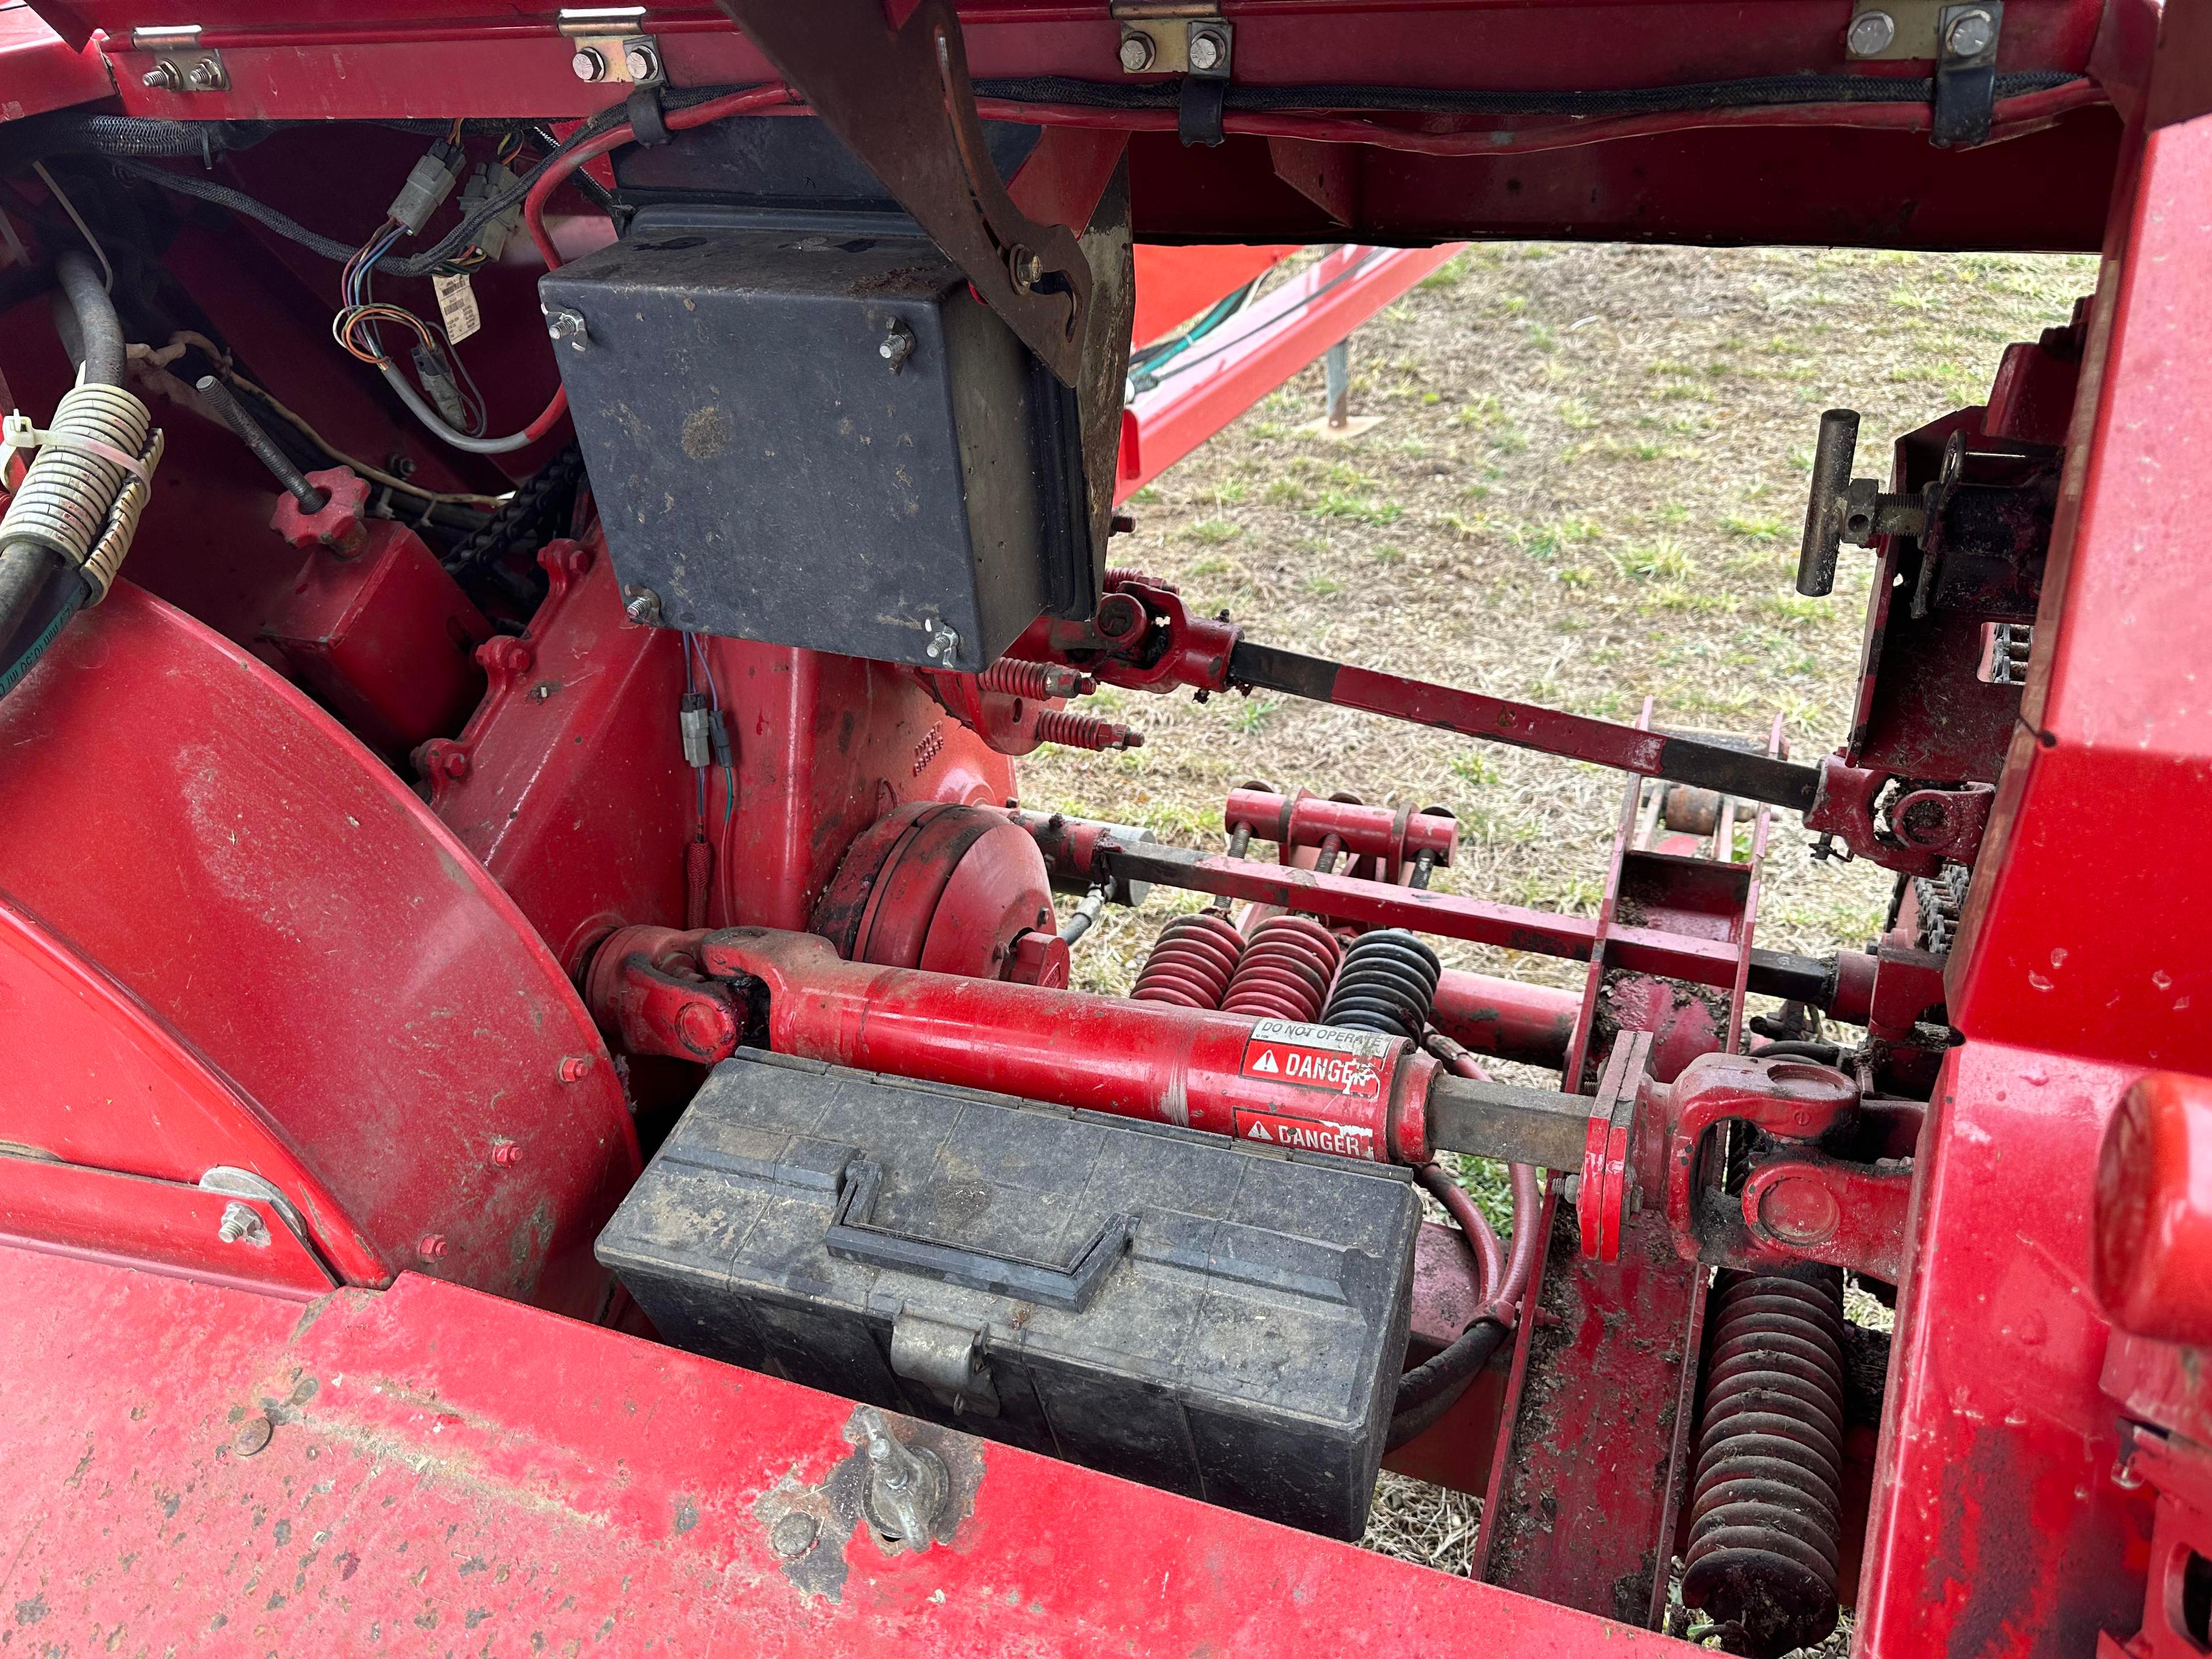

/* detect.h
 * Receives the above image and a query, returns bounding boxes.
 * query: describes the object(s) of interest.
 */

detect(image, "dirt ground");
[1017,239,2096,1602]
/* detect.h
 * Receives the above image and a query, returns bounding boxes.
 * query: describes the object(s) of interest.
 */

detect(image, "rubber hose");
[1387,1320,1507,1450]
[1752,1040,1843,1065]
[54,249,121,385]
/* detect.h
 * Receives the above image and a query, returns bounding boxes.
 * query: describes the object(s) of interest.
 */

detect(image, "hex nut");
[1188,26,1226,73]
[1846,9,1896,54]
[1117,32,1155,73]
[624,40,661,81]
[141,60,182,90]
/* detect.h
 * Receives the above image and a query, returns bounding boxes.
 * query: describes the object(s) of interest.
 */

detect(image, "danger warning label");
[1233,1109,1377,1160]
[1238,1018,1393,1100]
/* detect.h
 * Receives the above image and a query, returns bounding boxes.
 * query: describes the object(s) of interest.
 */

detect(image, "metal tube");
[1796,408,1860,597]
[195,376,328,510]
[702,927,1437,1164]
[1430,968,1580,1069]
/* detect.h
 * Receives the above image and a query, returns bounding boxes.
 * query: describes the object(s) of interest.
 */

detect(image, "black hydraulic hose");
[54,248,122,385]
[0,249,128,695]
[1752,1040,1844,1065]
[1387,1320,1508,1451]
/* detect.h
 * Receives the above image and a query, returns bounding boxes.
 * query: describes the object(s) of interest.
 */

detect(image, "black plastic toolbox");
[596,1049,1419,1538]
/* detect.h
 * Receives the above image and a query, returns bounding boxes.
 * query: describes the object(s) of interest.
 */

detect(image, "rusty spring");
[1681,1269,1847,1659]
[1130,911,1246,1009]
[1220,915,1342,1023]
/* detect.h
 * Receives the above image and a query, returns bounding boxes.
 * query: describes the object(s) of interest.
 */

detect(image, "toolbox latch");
[889,1308,1002,1418]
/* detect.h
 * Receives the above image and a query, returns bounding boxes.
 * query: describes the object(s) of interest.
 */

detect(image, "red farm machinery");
[0,2,2205,1655]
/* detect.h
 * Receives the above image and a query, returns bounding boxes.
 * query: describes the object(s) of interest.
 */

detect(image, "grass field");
[1017,239,2096,1592]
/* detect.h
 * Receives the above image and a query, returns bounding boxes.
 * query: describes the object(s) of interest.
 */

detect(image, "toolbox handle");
[825,1160,1133,1312]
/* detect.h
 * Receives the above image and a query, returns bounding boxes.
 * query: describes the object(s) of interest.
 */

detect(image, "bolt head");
[418,1233,448,1262]
[1188,28,1225,72]
[1946,9,1993,55]
[1009,247,1044,292]
[491,1140,522,1166]
[571,46,607,81]
[185,58,222,90]
[1117,32,1155,73]
[558,1054,595,1083]
[623,588,661,626]
[217,1200,268,1247]
[770,1512,820,1558]
[624,41,659,80]
[1846,9,1896,54]
[141,60,181,90]
[923,622,959,662]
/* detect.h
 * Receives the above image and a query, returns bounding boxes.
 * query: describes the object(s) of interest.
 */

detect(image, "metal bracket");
[715,0,1092,387]
[1111,3,1233,78]
[1931,1,2003,147]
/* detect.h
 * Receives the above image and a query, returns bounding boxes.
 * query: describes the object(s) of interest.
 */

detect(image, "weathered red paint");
[0,1245,1692,1657]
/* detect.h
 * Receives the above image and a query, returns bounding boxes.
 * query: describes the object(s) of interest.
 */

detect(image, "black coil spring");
[1681,1270,1847,1659]
[1320,929,1441,1040]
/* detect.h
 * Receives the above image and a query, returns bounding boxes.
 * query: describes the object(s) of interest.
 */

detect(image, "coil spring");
[978,657,1088,699]
[1681,1270,1847,1659]
[1320,929,1442,1040]
[1220,915,1342,1023]
[1032,709,1140,752]
[1131,911,1245,1009]
[1104,567,1179,593]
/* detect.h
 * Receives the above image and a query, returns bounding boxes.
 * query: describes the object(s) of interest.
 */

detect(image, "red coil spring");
[978,657,1091,699]
[1131,911,1246,1009]
[1221,915,1343,1023]
[1104,567,1180,593]
[1680,1271,1847,1659]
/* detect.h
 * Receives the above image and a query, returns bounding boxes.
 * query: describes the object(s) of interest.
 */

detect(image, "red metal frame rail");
[1115,242,1464,501]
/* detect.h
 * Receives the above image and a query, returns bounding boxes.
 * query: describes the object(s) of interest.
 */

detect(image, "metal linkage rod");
[1229,641,1823,812]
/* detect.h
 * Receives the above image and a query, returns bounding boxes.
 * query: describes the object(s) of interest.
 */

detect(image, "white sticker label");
[432,271,481,345]
[1246,1020,1396,1059]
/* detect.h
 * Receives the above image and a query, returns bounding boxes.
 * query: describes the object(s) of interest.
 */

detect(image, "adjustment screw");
[141,60,182,90]
[571,46,608,81]
[623,40,660,81]
[1117,32,1155,72]
[1187,26,1226,73]
[622,588,661,626]
[1846,9,1896,53]
[418,1233,448,1262]
[217,1201,269,1248]
[1946,8,1993,54]
[1009,247,1044,293]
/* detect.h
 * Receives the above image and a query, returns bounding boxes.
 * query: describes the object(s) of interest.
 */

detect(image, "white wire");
[31,162,112,294]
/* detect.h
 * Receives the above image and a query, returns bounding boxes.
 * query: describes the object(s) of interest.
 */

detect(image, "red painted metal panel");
[0,5,110,122]
[0,1155,334,1300]
[1131,244,1295,347]
[0,582,638,1317]
[1950,111,2212,1078]
[1117,244,1462,499]
[0,1245,1697,1656]
[1855,1041,2157,1657]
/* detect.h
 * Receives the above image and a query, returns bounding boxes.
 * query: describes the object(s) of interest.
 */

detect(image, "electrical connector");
[387,140,467,237]
[409,343,469,429]
[707,708,732,768]
[680,692,712,768]
[456,162,525,262]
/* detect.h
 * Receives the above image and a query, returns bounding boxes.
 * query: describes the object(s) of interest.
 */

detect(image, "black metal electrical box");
[539,219,1091,672]
[596,1050,1419,1539]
